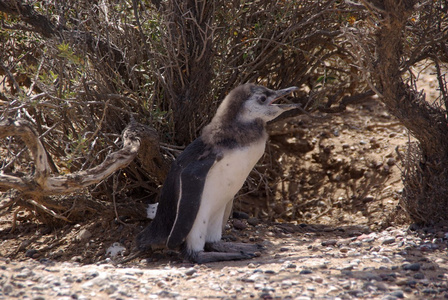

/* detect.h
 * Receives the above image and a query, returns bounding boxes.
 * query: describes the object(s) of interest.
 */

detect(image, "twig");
[27,199,71,222]
[0,59,22,94]
[112,173,126,226]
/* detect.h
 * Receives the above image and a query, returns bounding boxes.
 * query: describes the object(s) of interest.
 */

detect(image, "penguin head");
[214,84,299,125]
[238,85,299,123]
[202,84,299,147]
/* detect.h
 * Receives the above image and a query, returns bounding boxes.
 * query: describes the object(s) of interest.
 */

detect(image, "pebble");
[386,157,396,166]
[247,217,260,226]
[185,268,196,276]
[233,219,247,230]
[413,273,425,279]
[402,263,421,271]
[1,225,446,299]
[382,237,396,245]
[76,229,92,242]
[321,239,337,246]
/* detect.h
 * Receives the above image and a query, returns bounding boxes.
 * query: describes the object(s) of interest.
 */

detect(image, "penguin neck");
[201,118,267,149]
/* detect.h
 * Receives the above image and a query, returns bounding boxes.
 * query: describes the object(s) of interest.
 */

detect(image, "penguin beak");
[269,86,300,109]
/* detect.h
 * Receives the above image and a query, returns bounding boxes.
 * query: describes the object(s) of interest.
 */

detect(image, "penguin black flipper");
[166,146,218,249]
[136,137,218,251]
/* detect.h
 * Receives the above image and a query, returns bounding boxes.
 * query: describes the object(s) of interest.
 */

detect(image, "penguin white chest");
[185,138,267,252]
[205,139,267,205]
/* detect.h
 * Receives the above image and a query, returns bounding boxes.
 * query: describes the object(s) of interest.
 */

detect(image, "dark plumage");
[136,84,299,263]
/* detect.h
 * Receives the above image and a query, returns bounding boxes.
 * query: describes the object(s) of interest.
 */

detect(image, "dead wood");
[0,118,166,224]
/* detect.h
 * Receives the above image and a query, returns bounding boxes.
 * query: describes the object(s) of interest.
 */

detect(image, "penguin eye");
[258,95,267,103]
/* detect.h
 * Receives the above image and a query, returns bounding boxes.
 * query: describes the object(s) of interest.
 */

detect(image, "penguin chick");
[136,84,299,263]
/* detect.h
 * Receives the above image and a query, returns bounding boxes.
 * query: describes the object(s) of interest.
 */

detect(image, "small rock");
[418,243,439,251]
[102,284,118,295]
[18,240,31,251]
[185,268,196,276]
[386,158,396,166]
[402,263,421,271]
[363,195,375,202]
[259,292,273,299]
[25,249,39,258]
[245,273,265,282]
[281,280,293,288]
[71,256,83,262]
[299,269,313,274]
[422,288,438,294]
[233,219,247,230]
[407,280,417,287]
[16,267,34,279]
[313,276,323,283]
[321,239,337,246]
[347,289,363,297]
[3,284,13,295]
[382,296,398,300]
[247,217,260,226]
[375,282,388,291]
[396,279,407,286]
[156,280,167,288]
[413,273,425,279]
[382,237,396,245]
[341,265,353,271]
[77,229,92,242]
[84,270,99,280]
[379,273,396,281]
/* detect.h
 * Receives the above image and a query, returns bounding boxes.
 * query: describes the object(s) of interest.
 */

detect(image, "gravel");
[1,226,448,299]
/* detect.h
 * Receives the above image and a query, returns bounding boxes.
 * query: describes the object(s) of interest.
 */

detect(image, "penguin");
[136,84,299,263]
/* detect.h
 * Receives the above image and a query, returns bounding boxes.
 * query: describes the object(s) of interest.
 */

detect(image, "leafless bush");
[343,0,448,224]
[9,0,434,227]
[0,0,364,225]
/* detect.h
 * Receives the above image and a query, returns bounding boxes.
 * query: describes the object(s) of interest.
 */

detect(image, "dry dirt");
[1,72,448,299]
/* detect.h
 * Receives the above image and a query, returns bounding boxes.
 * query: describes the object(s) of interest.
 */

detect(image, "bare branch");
[0,118,162,197]
[0,118,50,185]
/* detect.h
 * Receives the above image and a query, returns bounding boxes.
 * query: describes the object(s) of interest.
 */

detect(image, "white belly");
[186,139,267,252]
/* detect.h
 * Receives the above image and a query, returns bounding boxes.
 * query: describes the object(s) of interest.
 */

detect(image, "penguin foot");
[204,241,264,253]
[190,251,255,264]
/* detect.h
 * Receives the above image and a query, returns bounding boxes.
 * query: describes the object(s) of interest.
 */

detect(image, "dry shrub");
[342,0,448,225]
[13,0,448,227]
[1,0,366,225]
